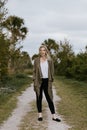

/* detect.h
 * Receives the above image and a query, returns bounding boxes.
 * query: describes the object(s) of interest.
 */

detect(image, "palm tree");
[43,38,59,55]
[2,15,28,43]
[2,15,28,73]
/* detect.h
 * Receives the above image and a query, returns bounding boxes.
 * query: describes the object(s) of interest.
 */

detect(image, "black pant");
[36,78,55,114]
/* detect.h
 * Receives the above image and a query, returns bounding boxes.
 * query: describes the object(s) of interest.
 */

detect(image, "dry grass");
[54,76,87,130]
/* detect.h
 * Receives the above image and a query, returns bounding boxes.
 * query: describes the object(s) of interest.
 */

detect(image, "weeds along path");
[0,84,35,130]
[0,84,70,130]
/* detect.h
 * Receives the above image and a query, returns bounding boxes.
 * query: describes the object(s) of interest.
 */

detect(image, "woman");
[33,45,61,122]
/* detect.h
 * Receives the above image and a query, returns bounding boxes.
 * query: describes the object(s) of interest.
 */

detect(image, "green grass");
[54,76,87,130]
[0,73,32,125]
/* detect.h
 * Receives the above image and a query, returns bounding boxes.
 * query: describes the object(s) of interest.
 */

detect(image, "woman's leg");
[43,79,61,121]
[43,79,55,114]
[36,83,43,119]
[36,89,43,113]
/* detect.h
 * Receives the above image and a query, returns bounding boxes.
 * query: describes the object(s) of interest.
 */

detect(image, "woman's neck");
[40,56,47,62]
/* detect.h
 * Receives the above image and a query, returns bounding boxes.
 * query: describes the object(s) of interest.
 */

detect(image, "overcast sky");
[7,0,87,57]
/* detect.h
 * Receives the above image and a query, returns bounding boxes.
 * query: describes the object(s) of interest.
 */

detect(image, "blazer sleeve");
[51,60,54,81]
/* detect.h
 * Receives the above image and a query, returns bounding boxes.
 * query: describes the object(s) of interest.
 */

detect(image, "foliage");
[9,50,32,73]
[56,39,74,75]
[32,38,87,81]
[2,15,29,72]
[2,15,28,43]
[43,38,59,55]
[0,0,32,85]
[66,50,87,81]
[0,34,10,83]
[32,54,39,60]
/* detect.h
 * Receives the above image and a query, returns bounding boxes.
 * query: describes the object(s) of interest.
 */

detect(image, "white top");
[40,60,48,78]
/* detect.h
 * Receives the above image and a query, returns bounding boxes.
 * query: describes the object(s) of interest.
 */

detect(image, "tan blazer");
[33,56,54,100]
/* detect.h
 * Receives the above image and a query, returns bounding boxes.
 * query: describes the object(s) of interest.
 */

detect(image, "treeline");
[32,39,87,81]
[0,0,32,86]
[0,0,87,85]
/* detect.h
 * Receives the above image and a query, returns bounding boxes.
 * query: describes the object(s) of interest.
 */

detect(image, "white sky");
[6,0,87,57]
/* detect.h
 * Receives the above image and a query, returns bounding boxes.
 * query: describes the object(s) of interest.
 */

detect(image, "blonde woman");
[33,45,61,122]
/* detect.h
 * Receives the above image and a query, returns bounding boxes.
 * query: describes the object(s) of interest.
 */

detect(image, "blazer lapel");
[48,60,51,80]
[38,57,43,78]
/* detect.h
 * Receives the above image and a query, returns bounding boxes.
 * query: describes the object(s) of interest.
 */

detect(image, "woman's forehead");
[40,47,46,51]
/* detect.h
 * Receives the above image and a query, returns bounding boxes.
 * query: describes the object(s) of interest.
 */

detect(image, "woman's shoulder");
[34,56,40,62]
[48,58,53,63]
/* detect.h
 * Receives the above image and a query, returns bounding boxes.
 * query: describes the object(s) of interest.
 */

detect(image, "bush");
[15,73,27,78]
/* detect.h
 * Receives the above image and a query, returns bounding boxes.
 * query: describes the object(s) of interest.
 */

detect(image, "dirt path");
[0,85,35,130]
[46,87,70,130]
[0,84,70,130]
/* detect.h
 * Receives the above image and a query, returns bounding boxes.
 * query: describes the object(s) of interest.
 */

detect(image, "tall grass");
[54,76,87,130]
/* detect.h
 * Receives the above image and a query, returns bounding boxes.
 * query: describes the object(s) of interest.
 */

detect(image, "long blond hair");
[39,45,51,60]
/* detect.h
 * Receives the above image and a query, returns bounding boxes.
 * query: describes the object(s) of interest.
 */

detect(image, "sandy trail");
[0,84,70,130]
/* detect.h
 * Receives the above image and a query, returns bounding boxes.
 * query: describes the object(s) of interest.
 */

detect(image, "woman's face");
[39,47,47,57]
